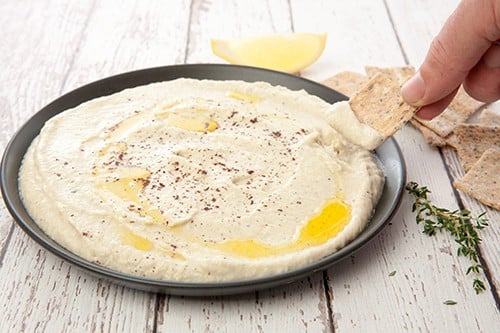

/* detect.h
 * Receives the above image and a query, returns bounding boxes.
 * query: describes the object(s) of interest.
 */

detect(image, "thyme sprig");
[405,181,489,294]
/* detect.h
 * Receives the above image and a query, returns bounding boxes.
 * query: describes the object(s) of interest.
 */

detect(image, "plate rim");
[0,64,406,296]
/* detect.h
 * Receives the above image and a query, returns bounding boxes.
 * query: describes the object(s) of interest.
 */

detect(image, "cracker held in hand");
[322,71,368,98]
[454,124,500,171]
[454,148,500,210]
[349,72,418,138]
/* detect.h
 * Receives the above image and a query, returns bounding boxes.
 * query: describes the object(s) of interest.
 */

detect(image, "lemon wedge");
[211,33,327,73]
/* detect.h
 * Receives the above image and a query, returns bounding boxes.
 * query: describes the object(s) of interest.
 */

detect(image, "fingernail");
[401,72,425,105]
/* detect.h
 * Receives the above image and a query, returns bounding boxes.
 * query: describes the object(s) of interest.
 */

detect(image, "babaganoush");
[19,79,385,282]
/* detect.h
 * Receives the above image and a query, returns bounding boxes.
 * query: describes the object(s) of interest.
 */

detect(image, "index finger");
[409,0,499,105]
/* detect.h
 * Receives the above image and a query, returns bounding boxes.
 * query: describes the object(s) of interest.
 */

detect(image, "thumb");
[402,0,499,106]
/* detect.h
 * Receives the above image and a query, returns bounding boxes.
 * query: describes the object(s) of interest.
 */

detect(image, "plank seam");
[382,0,410,65]
[287,0,295,32]
[183,0,195,64]
[152,293,162,333]
[322,271,335,333]
[58,0,98,94]
[438,149,500,310]
[0,223,15,267]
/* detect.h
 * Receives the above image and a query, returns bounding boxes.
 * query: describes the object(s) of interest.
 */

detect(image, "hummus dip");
[19,79,384,282]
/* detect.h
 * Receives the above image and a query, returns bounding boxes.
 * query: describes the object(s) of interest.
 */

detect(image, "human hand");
[401,0,500,119]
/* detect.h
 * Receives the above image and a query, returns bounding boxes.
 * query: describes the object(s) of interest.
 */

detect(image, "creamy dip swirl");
[19,79,384,282]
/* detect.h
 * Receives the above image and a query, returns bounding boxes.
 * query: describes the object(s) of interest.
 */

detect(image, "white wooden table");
[1,1,499,332]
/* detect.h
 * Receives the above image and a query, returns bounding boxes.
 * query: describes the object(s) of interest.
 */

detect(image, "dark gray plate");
[1,64,405,296]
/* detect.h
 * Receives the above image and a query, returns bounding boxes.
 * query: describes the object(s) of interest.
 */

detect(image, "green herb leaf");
[405,182,489,294]
[473,279,486,294]
[443,300,457,305]
[389,270,397,277]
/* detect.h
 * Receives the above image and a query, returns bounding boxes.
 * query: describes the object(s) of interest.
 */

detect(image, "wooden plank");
[0,97,15,253]
[384,0,500,291]
[158,1,332,332]
[160,273,332,332]
[388,0,500,301]
[1,0,497,331]
[185,0,292,64]
[0,0,190,331]
[60,0,191,92]
[441,147,500,287]
[0,0,92,250]
[290,0,406,81]
[293,0,499,331]
[384,0,458,65]
[329,128,499,332]
[0,0,94,127]
[0,228,157,332]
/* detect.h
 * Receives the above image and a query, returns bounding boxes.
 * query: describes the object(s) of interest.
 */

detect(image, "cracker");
[449,85,484,118]
[454,124,500,171]
[445,132,459,149]
[410,119,447,147]
[415,86,484,137]
[454,148,500,210]
[365,65,415,85]
[322,71,368,98]
[349,72,418,137]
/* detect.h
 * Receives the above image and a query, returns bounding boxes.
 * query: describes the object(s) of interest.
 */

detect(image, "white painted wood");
[0,0,91,251]
[290,0,406,81]
[329,127,499,332]
[293,0,500,331]
[60,0,191,92]
[0,1,190,331]
[1,228,157,332]
[441,147,500,288]
[0,0,498,332]
[159,273,332,333]
[185,0,292,64]
[385,0,500,291]
[385,0,459,66]
[159,1,331,332]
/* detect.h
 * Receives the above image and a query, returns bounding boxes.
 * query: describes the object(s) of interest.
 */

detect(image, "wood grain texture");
[387,0,500,324]
[294,0,500,331]
[0,1,92,252]
[0,228,157,332]
[441,147,500,289]
[185,0,292,64]
[157,1,331,331]
[0,1,190,332]
[160,273,331,333]
[60,0,191,92]
[290,0,406,81]
[0,0,498,332]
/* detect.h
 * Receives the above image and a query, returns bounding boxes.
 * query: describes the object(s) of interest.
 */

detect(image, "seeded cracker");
[447,109,499,149]
[453,124,500,171]
[365,65,415,84]
[445,132,459,149]
[349,72,418,138]
[322,71,368,98]
[454,149,500,210]
[410,119,447,147]
[415,86,484,137]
